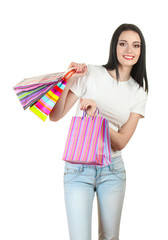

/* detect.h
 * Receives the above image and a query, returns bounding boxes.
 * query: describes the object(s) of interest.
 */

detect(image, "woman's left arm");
[80,99,142,151]
[109,113,142,151]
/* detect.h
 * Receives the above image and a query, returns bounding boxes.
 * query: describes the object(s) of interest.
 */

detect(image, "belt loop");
[109,163,113,171]
[78,165,84,173]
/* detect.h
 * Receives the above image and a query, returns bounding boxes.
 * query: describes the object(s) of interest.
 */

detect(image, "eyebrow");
[119,40,141,43]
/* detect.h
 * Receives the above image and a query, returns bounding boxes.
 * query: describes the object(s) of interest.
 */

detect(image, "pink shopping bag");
[62,109,112,166]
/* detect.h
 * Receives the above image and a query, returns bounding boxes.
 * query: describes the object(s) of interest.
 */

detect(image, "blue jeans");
[64,155,126,240]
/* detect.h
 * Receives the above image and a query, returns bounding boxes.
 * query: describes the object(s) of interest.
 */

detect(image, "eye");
[119,42,125,47]
[133,44,141,48]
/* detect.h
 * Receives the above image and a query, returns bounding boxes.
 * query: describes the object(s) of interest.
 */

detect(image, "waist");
[64,154,124,170]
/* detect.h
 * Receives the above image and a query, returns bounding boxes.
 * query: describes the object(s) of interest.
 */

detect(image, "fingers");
[80,102,90,111]
[67,62,87,82]
[80,99,88,111]
[80,99,97,117]
[68,62,88,81]
[80,99,89,111]
[80,99,96,111]
[68,62,87,75]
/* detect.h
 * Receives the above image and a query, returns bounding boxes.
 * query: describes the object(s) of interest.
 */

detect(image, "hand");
[68,62,88,80]
[80,98,97,117]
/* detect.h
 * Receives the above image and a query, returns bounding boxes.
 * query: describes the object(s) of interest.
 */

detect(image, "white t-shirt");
[70,64,148,157]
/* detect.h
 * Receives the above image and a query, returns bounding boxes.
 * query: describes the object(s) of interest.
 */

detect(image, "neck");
[118,65,132,81]
[108,65,132,82]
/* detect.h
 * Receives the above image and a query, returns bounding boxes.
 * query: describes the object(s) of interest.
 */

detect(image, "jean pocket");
[109,160,126,181]
[113,168,126,181]
[64,163,84,183]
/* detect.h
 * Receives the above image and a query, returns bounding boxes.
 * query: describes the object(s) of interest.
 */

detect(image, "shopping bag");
[29,78,67,121]
[13,68,75,120]
[62,109,112,166]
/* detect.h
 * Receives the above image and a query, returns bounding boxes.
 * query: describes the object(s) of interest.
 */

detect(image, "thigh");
[96,156,126,240]
[64,163,95,240]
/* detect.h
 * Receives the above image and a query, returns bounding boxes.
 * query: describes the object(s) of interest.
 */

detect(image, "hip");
[64,155,126,183]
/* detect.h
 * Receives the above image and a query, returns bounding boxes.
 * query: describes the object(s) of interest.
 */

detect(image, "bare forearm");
[49,62,88,121]
[109,113,140,151]
[109,127,126,151]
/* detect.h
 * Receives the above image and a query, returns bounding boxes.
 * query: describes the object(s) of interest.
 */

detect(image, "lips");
[123,55,134,60]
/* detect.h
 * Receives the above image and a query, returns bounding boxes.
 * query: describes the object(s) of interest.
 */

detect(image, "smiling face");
[116,30,141,68]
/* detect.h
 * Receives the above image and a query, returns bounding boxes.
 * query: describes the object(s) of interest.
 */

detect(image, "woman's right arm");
[49,62,87,121]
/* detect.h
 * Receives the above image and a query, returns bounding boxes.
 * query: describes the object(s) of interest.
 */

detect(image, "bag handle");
[82,107,99,120]
[63,68,76,81]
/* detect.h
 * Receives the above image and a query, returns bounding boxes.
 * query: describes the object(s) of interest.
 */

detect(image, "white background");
[0,0,168,239]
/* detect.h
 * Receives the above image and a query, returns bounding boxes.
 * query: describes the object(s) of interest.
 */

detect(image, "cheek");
[116,47,122,60]
[135,49,141,59]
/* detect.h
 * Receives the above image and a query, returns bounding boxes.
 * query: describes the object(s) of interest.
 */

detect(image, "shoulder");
[129,79,148,115]
[129,78,148,98]
[86,64,105,75]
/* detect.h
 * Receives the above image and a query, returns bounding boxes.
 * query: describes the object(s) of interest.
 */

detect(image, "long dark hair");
[103,23,148,92]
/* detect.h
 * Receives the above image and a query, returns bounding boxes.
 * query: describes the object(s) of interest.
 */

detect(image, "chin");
[122,60,138,67]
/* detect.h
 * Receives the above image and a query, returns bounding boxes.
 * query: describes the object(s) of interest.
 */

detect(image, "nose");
[126,45,133,53]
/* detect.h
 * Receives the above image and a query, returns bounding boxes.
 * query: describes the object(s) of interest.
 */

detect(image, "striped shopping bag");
[62,109,112,166]
[13,68,75,121]
[29,78,67,121]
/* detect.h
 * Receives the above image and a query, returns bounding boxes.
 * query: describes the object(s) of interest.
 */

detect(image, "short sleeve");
[130,87,148,118]
[69,65,89,98]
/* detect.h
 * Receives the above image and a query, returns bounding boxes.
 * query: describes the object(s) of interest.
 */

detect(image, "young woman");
[50,23,148,240]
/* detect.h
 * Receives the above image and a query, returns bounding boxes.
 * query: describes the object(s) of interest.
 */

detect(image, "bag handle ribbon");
[82,107,99,120]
